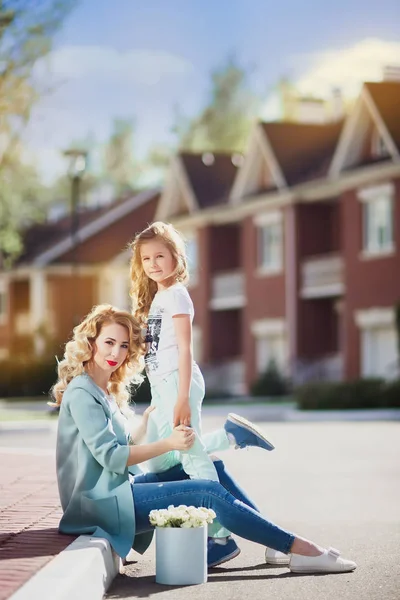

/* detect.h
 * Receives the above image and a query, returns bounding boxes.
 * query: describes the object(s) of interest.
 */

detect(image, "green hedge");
[251,360,290,397]
[295,378,400,410]
[0,358,58,399]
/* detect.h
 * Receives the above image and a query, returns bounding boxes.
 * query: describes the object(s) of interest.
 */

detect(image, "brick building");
[0,80,399,395]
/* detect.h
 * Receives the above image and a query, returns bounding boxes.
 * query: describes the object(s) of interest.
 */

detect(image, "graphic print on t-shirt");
[144,306,163,374]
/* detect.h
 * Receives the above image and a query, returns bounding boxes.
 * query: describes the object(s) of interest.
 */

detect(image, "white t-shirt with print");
[144,283,194,384]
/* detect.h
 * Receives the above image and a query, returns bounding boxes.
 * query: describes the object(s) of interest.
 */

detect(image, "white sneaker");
[289,547,357,574]
[265,547,290,565]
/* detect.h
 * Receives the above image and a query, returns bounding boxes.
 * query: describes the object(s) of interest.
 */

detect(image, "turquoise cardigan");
[56,373,153,558]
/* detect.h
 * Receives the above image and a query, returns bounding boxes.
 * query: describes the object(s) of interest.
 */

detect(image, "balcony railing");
[292,353,344,385]
[209,270,245,310]
[202,358,246,396]
[301,254,344,298]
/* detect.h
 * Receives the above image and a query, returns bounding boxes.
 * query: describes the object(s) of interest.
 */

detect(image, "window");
[255,335,287,375]
[251,318,287,375]
[185,235,198,285]
[362,327,397,379]
[0,282,8,324]
[356,308,398,380]
[371,130,389,159]
[359,184,394,256]
[255,212,283,273]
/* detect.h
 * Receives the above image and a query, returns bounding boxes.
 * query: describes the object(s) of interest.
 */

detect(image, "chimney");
[331,87,344,121]
[383,65,400,82]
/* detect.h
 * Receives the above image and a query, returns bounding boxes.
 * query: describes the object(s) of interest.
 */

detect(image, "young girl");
[129,221,275,482]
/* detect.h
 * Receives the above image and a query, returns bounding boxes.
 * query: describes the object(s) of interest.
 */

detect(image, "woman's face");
[92,322,130,374]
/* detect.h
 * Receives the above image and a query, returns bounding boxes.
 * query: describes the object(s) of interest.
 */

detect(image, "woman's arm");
[66,388,194,472]
[172,314,192,427]
[126,426,194,466]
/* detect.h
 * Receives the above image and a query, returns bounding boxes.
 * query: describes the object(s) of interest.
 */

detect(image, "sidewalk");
[0,448,76,600]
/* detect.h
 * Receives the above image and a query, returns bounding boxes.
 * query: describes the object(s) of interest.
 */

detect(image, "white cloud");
[38,45,193,86]
[261,38,400,121]
[295,38,400,99]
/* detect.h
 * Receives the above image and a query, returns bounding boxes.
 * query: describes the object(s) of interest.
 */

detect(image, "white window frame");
[0,278,9,325]
[358,183,395,258]
[184,231,199,288]
[254,211,283,276]
[355,307,398,379]
[251,318,288,375]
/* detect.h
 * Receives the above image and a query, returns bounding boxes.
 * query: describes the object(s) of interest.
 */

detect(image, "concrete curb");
[9,535,122,600]
[0,420,58,433]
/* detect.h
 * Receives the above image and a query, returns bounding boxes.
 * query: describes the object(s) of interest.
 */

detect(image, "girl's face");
[92,322,130,374]
[140,239,176,289]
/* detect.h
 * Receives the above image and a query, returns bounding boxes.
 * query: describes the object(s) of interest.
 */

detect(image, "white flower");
[148,505,216,528]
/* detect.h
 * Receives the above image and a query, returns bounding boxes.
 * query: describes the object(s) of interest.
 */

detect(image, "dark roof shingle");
[179,152,239,208]
[261,120,344,185]
[364,81,400,151]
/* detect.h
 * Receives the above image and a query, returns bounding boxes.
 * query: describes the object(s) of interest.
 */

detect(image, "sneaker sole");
[266,557,290,565]
[227,413,275,451]
[290,565,357,574]
[208,547,241,568]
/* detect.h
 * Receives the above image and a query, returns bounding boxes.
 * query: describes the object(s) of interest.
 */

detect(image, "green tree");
[176,56,258,153]
[104,118,138,194]
[0,0,76,265]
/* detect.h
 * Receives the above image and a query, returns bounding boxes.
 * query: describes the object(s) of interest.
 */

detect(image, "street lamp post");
[63,148,87,325]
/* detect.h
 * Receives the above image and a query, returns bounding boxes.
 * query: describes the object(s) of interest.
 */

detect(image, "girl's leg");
[147,370,219,481]
[132,478,294,554]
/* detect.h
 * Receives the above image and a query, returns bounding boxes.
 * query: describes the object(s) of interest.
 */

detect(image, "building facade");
[0,80,399,395]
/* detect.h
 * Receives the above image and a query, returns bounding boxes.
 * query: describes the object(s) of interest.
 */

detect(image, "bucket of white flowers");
[149,504,216,585]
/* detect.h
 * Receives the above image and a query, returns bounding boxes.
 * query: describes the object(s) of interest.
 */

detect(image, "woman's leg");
[213,458,259,511]
[132,478,294,554]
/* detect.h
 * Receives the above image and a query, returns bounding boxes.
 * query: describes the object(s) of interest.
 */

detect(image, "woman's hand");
[173,399,191,427]
[167,425,195,451]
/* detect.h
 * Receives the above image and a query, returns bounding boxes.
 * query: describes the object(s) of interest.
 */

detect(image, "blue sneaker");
[224,413,275,451]
[208,537,241,568]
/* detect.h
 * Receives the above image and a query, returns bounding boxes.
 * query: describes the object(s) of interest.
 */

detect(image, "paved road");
[106,416,400,600]
[2,413,399,599]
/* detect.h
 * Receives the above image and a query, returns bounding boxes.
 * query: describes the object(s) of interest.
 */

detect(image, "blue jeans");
[132,460,294,554]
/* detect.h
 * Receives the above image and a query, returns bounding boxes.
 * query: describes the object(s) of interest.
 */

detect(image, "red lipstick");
[107,360,118,366]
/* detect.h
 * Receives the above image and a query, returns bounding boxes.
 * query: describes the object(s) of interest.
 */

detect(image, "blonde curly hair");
[50,304,145,410]
[129,221,189,325]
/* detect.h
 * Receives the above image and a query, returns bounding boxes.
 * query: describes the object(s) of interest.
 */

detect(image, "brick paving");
[0,449,76,600]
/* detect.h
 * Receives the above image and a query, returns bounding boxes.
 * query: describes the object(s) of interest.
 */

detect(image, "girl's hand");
[173,400,191,427]
[168,425,195,451]
[142,405,156,424]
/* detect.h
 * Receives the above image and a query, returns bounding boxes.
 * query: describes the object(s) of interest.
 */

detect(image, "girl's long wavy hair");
[129,221,189,324]
[50,304,145,410]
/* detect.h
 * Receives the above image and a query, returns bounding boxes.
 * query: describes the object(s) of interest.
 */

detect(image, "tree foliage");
[0,0,76,265]
[104,118,138,194]
[175,56,258,154]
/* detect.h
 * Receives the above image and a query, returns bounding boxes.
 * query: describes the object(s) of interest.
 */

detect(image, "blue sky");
[25,0,400,182]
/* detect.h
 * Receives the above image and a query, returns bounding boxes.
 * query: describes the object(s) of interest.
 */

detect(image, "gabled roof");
[329,81,400,177]
[364,81,400,151]
[230,119,343,202]
[261,120,344,185]
[179,152,239,209]
[156,152,239,220]
[17,188,160,267]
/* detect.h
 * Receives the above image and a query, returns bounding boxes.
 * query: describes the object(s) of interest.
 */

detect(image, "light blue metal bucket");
[155,525,207,585]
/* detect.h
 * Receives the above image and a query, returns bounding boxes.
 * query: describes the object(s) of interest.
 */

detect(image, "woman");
[53,304,356,575]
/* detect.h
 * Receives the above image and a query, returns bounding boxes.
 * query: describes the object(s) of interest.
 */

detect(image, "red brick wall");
[243,215,286,386]
[189,226,212,364]
[342,178,400,378]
